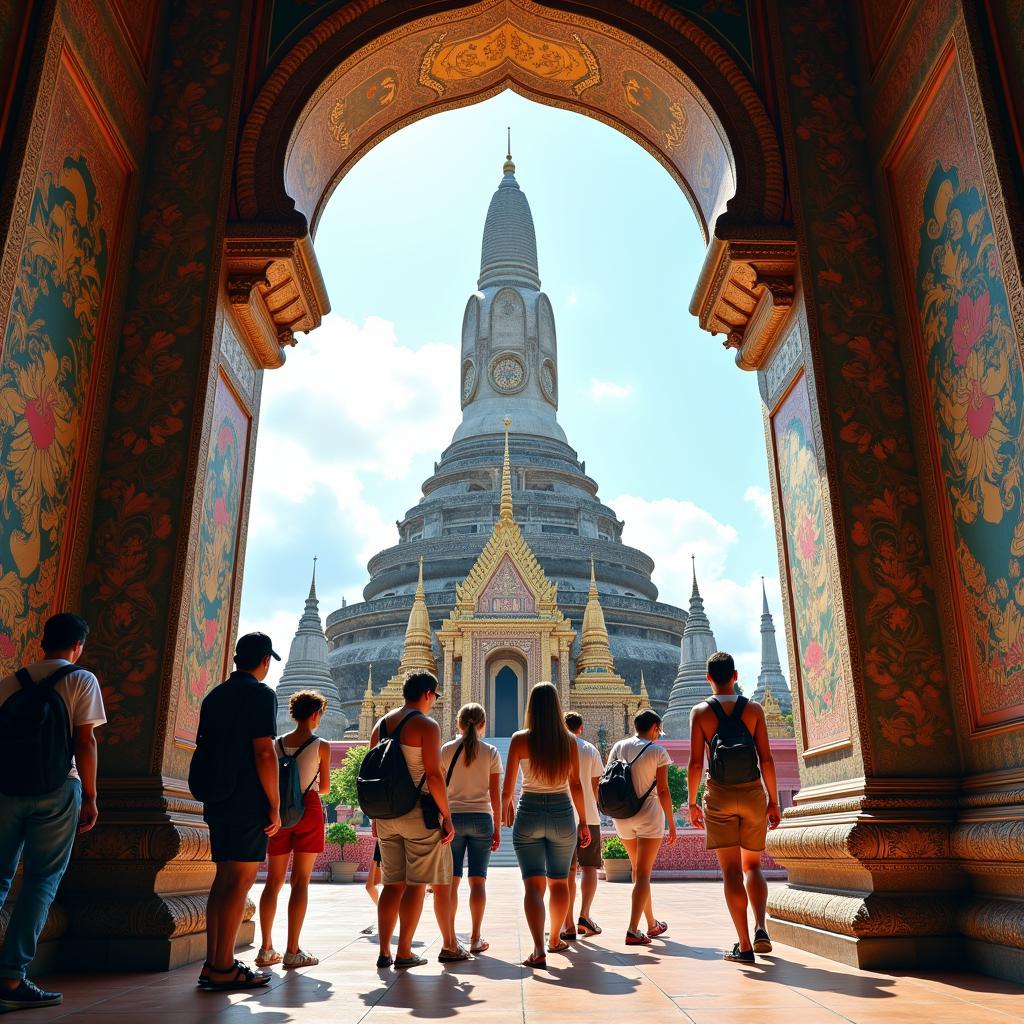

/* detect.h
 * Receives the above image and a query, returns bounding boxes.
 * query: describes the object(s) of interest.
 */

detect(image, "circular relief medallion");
[541,360,557,405]
[490,354,526,394]
[461,359,478,406]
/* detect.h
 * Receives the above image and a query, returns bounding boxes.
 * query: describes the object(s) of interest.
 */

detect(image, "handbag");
[421,740,466,830]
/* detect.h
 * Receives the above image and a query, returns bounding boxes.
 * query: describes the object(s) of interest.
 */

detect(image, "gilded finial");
[500,418,514,522]
[503,127,515,174]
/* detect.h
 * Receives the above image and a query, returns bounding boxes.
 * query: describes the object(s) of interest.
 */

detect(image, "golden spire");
[363,663,374,700]
[639,669,651,704]
[398,557,437,676]
[499,417,514,523]
[577,557,615,674]
[503,126,515,174]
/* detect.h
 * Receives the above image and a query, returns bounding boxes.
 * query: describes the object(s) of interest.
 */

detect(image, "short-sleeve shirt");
[197,671,277,818]
[0,659,106,782]
[606,737,672,809]
[575,737,603,825]
[441,738,502,817]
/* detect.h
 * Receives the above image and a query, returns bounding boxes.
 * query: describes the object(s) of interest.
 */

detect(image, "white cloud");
[567,288,578,306]
[743,484,774,528]
[612,493,787,690]
[590,378,634,402]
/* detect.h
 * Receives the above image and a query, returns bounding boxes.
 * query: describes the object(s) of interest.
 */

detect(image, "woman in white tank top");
[501,683,590,968]
[257,690,331,970]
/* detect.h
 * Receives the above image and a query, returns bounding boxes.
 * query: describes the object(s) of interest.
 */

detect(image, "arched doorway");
[488,654,527,736]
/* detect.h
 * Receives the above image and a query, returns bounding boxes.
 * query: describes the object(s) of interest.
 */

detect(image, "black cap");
[235,632,281,663]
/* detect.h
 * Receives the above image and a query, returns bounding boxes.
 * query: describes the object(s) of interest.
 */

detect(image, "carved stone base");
[965,939,1024,986]
[768,914,962,970]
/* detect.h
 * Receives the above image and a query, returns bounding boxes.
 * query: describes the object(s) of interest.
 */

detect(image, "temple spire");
[753,579,792,717]
[397,557,437,677]
[363,663,374,700]
[691,554,700,598]
[504,126,514,174]
[308,556,318,602]
[762,575,770,616]
[499,417,514,522]
[577,557,615,675]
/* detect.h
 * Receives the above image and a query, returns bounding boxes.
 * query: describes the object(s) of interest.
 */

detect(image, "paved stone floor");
[21,872,1024,1022]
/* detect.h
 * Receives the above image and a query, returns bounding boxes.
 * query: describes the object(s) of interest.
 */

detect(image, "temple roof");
[477,150,540,291]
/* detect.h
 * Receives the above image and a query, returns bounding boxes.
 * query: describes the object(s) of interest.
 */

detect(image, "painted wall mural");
[0,54,128,679]
[773,374,852,751]
[889,51,1024,731]
[174,373,249,745]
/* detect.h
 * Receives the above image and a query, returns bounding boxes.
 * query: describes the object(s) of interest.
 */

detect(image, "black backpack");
[357,711,425,820]
[0,664,77,796]
[707,696,760,785]
[597,740,657,819]
[278,736,319,828]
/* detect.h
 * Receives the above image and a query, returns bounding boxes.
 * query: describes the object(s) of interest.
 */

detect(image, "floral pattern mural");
[891,59,1024,730]
[0,54,127,677]
[773,375,851,750]
[174,374,249,745]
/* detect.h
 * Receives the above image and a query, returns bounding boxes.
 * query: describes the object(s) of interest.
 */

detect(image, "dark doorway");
[494,665,520,736]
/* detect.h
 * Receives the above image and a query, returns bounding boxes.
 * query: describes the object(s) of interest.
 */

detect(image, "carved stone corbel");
[223,225,330,369]
[690,232,798,371]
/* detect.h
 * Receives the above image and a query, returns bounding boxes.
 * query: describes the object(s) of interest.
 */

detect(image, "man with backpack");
[0,613,105,1012]
[359,672,457,969]
[191,633,281,991]
[687,651,781,963]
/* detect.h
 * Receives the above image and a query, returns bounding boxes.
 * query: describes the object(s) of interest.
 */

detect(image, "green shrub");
[667,764,687,812]
[325,821,358,859]
[325,745,369,809]
[601,836,628,859]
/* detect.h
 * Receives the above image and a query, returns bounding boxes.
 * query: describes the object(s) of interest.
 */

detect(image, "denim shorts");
[512,793,577,880]
[449,812,494,878]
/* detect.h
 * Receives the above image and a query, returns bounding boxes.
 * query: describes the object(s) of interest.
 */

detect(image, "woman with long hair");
[501,683,590,969]
[440,703,502,954]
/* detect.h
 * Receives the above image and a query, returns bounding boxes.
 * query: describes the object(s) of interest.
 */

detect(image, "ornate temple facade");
[358,424,645,743]
[326,153,689,721]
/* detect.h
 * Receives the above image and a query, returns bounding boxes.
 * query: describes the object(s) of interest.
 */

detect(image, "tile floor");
[16,872,1023,1023]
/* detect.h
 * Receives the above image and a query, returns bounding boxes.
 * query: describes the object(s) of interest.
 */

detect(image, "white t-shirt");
[441,738,502,816]
[279,735,325,792]
[0,659,106,782]
[606,736,672,835]
[576,736,603,825]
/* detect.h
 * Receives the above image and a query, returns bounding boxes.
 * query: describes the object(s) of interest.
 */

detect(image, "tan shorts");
[702,779,768,851]
[376,805,453,886]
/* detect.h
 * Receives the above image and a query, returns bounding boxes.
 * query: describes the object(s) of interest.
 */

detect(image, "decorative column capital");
[689,231,798,371]
[223,225,330,369]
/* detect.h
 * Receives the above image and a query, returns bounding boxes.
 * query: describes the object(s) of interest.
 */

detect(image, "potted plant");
[601,836,632,882]
[326,821,359,883]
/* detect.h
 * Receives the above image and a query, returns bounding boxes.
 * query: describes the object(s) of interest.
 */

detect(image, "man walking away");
[193,633,281,991]
[370,673,459,969]
[0,613,105,1012]
[560,712,603,940]
[687,651,781,963]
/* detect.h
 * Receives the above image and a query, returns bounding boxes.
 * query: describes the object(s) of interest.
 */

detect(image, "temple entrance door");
[490,662,522,736]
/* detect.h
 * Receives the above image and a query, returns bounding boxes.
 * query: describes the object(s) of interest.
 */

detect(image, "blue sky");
[239,91,786,692]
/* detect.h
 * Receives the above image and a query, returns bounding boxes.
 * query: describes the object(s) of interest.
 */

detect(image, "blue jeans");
[449,813,494,878]
[512,792,577,880]
[0,778,82,979]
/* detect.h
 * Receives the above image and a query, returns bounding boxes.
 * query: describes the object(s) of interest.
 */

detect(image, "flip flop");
[546,940,571,954]
[522,953,547,969]
[470,941,490,954]
[394,955,428,969]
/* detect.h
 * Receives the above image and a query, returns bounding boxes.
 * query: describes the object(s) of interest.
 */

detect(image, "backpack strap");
[386,708,421,744]
[302,737,323,796]
[15,664,77,692]
[445,741,466,786]
[706,696,729,725]
[734,695,750,716]
[628,740,654,765]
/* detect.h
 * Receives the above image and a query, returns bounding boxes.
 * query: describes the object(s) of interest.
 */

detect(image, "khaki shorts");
[702,779,768,851]
[376,805,453,886]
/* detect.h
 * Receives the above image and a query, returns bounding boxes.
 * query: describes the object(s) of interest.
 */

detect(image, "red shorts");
[267,790,325,856]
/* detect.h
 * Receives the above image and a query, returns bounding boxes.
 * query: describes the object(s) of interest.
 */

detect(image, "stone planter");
[603,858,632,882]
[330,861,358,883]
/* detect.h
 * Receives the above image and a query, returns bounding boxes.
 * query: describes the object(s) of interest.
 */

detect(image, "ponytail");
[457,702,486,765]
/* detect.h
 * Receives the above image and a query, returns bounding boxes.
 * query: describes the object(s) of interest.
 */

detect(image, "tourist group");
[0,616,781,1010]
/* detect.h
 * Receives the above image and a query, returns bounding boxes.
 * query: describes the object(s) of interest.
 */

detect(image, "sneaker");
[724,943,755,963]
[0,979,63,1010]
[282,950,319,968]
[625,931,651,946]
[753,927,772,953]
[255,947,281,967]
[648,920,668,938]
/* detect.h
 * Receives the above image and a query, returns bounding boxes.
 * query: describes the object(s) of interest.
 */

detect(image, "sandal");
[546,940,571,954]
[559,929,577,941]
[522,952,547,969]
[394,955,428,969]
[438,946,473,963]
[578,916,602,936]
[648,920,668,938]
[201,961,272,991]
[283,950,319,968]
[470,940,489,954]
[255,947,281,967]
[196,961,214,987]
